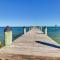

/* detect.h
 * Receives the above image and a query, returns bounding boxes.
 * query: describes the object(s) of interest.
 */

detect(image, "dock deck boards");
[0,28,60,60]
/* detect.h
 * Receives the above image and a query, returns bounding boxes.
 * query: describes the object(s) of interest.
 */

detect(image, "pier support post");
[23,27,26,34]
[29,27,31,31]
[40,26,42,31]
[45,27,47,35]
[30,26,33,30]
[4,26,12,46]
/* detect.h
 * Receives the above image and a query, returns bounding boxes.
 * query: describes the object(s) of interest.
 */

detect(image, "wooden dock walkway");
[0,28,60,60]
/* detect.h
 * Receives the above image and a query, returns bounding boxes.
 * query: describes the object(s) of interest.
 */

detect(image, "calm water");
[0,27,29,44]
[0,27,60,44]
[47,27,60,44]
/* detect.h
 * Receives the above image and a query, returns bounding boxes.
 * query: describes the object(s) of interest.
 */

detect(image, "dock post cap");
[4,26,12,32]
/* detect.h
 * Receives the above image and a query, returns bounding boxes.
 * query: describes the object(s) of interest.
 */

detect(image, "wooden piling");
[23,27,26,34]
[40,26,42,31]
[4,26,12,46]
[29,27,31,31]
[45,27,47,35]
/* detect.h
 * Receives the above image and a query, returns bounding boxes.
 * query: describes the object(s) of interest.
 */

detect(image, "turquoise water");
[0,27,60,44]
[42,27,60,44]
[0,27,29,44]
[47,27,60,44]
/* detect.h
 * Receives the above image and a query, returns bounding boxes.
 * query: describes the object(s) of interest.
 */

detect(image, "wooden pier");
[0,28,60,60]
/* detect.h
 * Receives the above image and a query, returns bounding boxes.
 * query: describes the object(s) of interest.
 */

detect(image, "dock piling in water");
[29,27,31,31]
[23,27,26,34]
[40,26,42,31]
[4,26,12,46]
[45,26,47,35]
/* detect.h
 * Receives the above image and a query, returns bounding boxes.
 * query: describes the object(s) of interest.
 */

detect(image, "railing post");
[40,26,42,31]
[45,27,47,35]
[4,26,12,46]
[23,27,26,34]
[30,26,33,30]
[29,27,31,31]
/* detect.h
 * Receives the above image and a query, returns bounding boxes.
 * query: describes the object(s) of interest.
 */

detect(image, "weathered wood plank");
[0,28,60,60]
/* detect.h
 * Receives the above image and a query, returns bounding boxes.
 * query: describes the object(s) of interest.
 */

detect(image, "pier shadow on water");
[35,41,60,48]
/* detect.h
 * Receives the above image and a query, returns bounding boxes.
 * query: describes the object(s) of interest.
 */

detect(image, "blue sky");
[0,0,60,26]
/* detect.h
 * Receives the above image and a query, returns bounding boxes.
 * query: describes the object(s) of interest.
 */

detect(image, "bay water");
[0,27,60,44]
